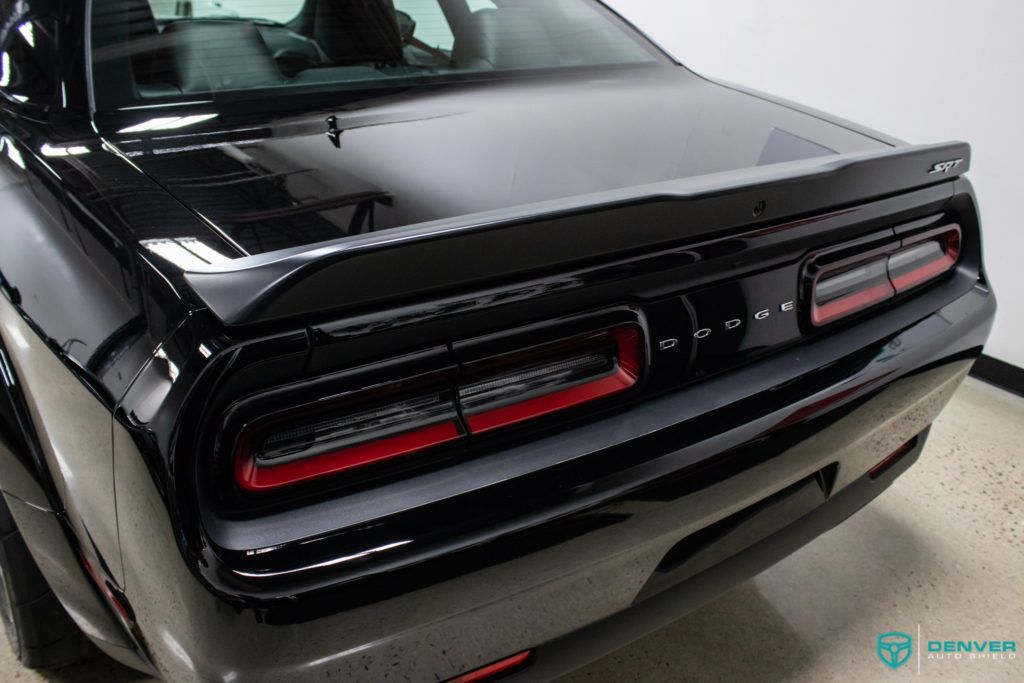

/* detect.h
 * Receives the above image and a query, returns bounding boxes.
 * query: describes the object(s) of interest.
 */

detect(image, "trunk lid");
[117,68,886,257]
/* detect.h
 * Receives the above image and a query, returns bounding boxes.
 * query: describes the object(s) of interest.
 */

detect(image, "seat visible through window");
[452,7,560,70]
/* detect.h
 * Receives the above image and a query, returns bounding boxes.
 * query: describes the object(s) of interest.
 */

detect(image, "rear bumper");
[508,431,926,682]
[114,283,994,681]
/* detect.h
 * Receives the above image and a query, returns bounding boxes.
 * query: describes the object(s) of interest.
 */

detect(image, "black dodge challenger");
[0,0,995,680]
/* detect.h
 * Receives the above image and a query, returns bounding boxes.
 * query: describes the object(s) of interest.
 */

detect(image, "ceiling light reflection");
[18,23,34,48]
[176,238,231,265]
[40,143,90,157]
[117,113,219,134]
[1,137,25,169]
[141,238,233,270]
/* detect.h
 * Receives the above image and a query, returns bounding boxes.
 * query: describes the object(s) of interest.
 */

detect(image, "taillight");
[231,323,645,491]
[812,257,895,326]
[235,389,463,492]
[458,325,643,434]
[810,224,961,326]
[888,226,961,293]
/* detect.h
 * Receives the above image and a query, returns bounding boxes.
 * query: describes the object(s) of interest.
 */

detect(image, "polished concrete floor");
[2,378,1021,682]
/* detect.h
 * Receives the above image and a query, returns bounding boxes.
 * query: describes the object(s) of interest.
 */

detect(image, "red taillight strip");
[890,254,954,292]
[450,651,532,683]
[810,224,961,326]
[811,281,895,326]
[232,325,645,491]
[889,227,961,292]
[235,421,463,492]
[463,326,643,434]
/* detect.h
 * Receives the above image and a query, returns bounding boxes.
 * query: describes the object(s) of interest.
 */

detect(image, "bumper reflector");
[869,437,918,479]
[451,650,532,683]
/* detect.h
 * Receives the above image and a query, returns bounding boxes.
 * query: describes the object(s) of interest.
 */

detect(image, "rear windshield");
[90,0,663,111]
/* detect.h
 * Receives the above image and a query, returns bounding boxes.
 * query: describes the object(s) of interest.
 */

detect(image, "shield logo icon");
[877,631,913,669]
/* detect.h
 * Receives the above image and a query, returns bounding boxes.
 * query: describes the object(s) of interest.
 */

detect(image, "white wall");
[608,0,1022,367]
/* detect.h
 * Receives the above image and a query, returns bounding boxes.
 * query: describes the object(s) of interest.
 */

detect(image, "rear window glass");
[148,1,303,23]
[90,0,663,112]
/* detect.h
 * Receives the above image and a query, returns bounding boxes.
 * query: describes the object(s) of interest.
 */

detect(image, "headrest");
[313,0,404,65]
[452,8,559,71]
[162,20,284,93]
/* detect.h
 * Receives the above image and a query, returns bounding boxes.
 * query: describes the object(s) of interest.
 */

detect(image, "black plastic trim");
[970,354,1024,398]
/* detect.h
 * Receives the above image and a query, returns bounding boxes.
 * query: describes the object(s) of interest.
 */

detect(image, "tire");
[0,495,91,669]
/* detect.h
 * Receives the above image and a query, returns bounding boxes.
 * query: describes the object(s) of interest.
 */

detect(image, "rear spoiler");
[184,141,970,326]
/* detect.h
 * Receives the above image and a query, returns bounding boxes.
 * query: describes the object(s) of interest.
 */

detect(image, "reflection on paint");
[117,114,219,134]
[40,143,90,157]
[141,238,233,270]
[1,137,25,169]
[18,22,34,48]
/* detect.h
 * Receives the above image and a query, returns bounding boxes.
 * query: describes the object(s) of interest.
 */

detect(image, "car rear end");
[106,142,994,681]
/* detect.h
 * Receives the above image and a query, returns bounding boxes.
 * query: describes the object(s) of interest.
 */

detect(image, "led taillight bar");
[232,325,645,491]
[811,225,961,326]
[235,391,463,492]
[888,226,961,293]
[458,325,643,434]
[811,258,894,326]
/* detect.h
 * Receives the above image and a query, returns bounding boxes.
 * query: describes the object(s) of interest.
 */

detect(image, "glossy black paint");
[124,66,881,257]
[183,141,970,326]
[0,1,998,680]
